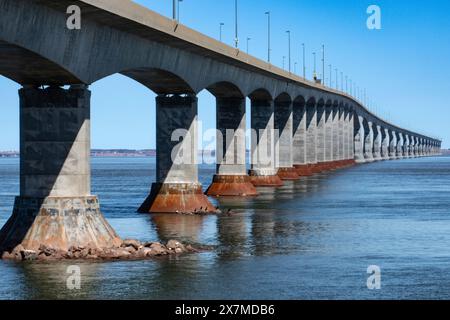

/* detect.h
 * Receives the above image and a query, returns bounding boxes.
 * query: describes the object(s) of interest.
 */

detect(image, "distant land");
[1,149,448,158]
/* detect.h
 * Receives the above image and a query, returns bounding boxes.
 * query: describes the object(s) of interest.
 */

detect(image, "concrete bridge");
[0,0,441,253]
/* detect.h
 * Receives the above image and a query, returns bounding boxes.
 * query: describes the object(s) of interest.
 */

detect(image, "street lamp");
[246,37,251,54]
[286,31,291,73]
[219,22,225,41]
[294,62,298,74]
[283,56,286,70]
[265,11,271,63]
[176,0,183,22]
[173,0,176,19]
[340,72,343,91]
[313,52,316,79]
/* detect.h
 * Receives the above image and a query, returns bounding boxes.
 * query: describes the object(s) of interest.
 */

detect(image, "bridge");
[0,0,442,254]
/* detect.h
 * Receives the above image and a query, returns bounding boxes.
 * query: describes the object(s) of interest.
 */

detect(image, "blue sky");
[0,0,448,150]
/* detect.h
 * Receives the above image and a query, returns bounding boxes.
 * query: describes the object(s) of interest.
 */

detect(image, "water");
[0,156,449,300]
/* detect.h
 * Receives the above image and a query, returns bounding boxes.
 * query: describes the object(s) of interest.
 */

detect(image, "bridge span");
[0,0,441,254]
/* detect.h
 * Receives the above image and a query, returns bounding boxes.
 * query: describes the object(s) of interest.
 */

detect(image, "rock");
[21,250,37,261]
[166,240,186,254]
[39,244,57,257]
[1,251,15,260]
[149,242,168,256]
[121,239,142,250]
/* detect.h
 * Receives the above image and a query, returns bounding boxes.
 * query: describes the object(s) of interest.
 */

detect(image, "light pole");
[283,56,286,70]
[349,79,352,95]
[265,11,271,63]
[340,72,343,91]
[173,0,176,20]
[302,43,306,79]
[294,62,298,74]
[234,0,239,48]
[219,22,224,41]
[246,37,251,54]
[286,31,291,73]
[313,52,316,79]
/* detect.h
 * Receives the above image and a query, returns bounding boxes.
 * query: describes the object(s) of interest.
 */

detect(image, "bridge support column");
[275,98,299,180]
[0,85,122,253]
[354,115,365,163]
[249,98,283,186]
[373,125,382,161]
[396,132,404,159]
[363,121,374,162]
[389,131,397,159]
[342,107,351,166]
[348,109,355,163]
[206,97,257,197]
[306,101,318,173]
[337,105,345,166]
[315,102,327,173]
[322,103,333,170]
[139,94,216,214]
[410,136,416,158]
[293,99,311,176]
[419,138,425,156]
[404,135,410,158]
[332,105,340,166]
[381,128,390,160]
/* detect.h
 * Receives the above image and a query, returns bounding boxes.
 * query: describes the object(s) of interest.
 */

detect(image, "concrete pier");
[293,98,311,176]
[324,103,334,168]
[315,101,327,172]
[404,135,410,158]
[354,115,365,163]
[381,128,390,160]
[338,105,345,162]
[332,104,340,164]
[396,132,404,159]
[139,94,216,214]
[249,97,283,186]
[363,121,374,162]
[206,97,257,196]
[306,100,318,173]
[0,86,122,252]
[275,94,299,180]
[373,125,382,160]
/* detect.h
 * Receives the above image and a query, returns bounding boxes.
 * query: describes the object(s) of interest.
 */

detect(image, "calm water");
[0,156,449,300]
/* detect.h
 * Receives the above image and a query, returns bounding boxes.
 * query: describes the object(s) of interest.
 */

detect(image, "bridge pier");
[373,125,382,161]
[323,103,334,170]
[404,135,410,158]
[306,101,319,173]
[249,98,283,186]
[206,97,257,197]
[0,85,122,253]
[315,101,327,172]
[396,132,404,159]
[293,98,311,176]
[354,115,365,163]
[363,121,374,162]
[347,109,355,163]
[337,105,345,166]
[139,94,216,214]
[381,128,390,160]
[275,96,299,180]
[389,131,398,159]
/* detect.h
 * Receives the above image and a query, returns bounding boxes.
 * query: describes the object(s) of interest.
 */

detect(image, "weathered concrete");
[396,132,404,159]
[206,96,257,196]
[325,103,333,163]
[139,95,216,213]
[363,121,374,162]
[373,125,382,161]
[389,131,397,159]
[338,105,345,161]
[275,95,299,180]
[354,115,365,163]
[0,86,122,253]
[316,101,326,170]
[332,104,340,162]
[381,128,390,160]
[293,98,312,176]
[249,98,283,187]
[404,135,410,158]
[306,101,318,173]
